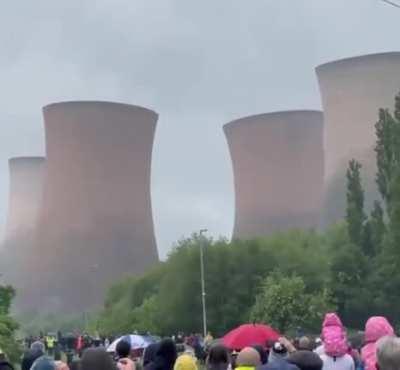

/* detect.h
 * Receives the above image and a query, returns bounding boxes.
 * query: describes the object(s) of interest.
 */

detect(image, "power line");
[381,0,400,8]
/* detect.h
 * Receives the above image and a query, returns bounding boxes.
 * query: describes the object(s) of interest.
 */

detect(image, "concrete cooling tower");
[224,110,324,240]
[1,157,45,310]
[317,52,400,226]
[33,101,159,312]
[5,157,45,240]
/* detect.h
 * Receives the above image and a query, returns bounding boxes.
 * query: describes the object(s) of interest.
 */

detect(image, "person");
[54,350,70,370]
[235,347,261,370]
[376,336,400,370]
[174,354,198,370]
[252,345,268,365]
[361,317,394,370]
[320,313,348,357]
[21,341,46,370]
[116,340,136,370]
[81,348,117,370]
[47,336,56,356]
[288,351,323,370]
[69,360,81,370]
[143,343,159,368]
[318,313,354,370]
[206,344,230,370]
[298,338,312,351]
[261,342,299,370]
[144,339,177,370]
[0,349,14,370]
[30,356,56,370]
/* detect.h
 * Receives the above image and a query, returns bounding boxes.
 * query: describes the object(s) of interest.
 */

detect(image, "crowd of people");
[4,313,400,370]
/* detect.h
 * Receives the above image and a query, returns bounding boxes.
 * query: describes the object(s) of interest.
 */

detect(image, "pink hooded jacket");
[361,317,394,370]
[321,313,348,357]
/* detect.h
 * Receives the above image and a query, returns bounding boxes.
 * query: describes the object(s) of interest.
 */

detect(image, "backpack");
[323,325,348,357]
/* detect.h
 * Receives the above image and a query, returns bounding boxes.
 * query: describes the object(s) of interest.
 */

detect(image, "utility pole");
[199,229,208,338]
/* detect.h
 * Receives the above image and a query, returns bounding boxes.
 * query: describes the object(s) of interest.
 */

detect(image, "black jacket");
[0,360,14,370]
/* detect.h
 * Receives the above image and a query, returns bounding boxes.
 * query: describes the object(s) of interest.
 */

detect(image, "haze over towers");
[1,52,400,312]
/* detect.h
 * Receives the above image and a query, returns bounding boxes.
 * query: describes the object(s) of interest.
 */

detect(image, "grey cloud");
[0,0,399,257]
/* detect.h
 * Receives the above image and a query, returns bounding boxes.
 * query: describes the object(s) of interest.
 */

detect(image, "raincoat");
[361,317,394,370]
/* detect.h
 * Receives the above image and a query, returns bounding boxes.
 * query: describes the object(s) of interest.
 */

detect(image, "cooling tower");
[224,110,324,240]
[5,157,45,240]
[34,101,159,312]
[1,157,45,310]
[317,52,400,225]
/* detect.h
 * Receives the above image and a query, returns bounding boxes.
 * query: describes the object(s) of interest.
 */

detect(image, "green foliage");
[250,271,335,333]
[95,230,330,336]
[0,285,21,364]
[346,159,366,247]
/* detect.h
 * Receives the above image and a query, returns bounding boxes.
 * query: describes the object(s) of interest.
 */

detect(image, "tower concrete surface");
[316,52,400,225]
[5,157,45,240]
[34,101,159,311]
[1,157,45,307]
[224,110,324,240]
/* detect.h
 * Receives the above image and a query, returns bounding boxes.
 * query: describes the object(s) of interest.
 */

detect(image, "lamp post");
[199,229,208,338]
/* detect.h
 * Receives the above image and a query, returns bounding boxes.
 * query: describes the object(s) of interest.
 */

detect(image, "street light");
[199,229,208,338]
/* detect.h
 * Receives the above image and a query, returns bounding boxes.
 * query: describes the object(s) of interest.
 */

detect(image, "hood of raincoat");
[322,313,343,331]
[364,317,394,343]
[362,317,394,370]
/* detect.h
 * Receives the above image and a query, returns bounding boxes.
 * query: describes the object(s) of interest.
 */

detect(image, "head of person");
[116,340,131,359]
[207,344,230,370]
[156,339,178,366]
[174,354,198,370]
[143,343,159,367]
[288,351,323,370]
[31,341,46,356]
[297,337,312,351]
[22,348,45,370]
[252,345,267,365]
[365,317,394,344]
[81,348,116,370]
[236,347,261,368]
[268,341,288,363]
[31,357,56,370]
[376,336,400,370]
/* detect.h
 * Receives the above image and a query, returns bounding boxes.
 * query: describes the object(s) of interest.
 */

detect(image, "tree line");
[94,92,400,337]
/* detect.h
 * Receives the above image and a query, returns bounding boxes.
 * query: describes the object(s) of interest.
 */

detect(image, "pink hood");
[322,313,344,331]
[364,316,394,343]
[362,317,394,370]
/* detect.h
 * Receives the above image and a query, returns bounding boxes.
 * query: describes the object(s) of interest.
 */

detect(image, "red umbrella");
[222,323,280,350]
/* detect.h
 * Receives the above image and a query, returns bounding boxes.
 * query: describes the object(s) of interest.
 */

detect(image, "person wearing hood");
[206,344,230,370]
[361,317,394,370]
[236,347,261,370]
[318,313,354,370]
[144,339,177,370]
[260,342,299,370]
[174,354,198,370]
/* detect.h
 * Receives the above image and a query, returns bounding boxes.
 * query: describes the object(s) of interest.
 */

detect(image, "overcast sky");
[0,0,398,258]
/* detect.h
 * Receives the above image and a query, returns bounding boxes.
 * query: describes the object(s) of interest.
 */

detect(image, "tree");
[0,285,21,363]
[250,271,335,333]
[346,159,366,247]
